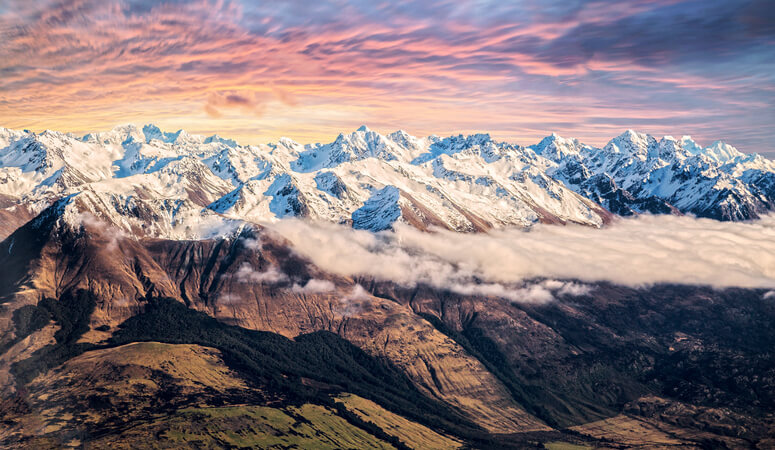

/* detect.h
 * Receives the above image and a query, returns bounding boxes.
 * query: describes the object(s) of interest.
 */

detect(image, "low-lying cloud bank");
[265,214,775,296]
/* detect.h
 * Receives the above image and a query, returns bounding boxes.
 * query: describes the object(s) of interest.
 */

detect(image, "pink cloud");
[0,0,771,154]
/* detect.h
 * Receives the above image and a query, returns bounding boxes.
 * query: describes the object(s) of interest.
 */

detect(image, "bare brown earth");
[336,393,464,449]
[0,194,33,241]
[1,342,409,449]
[1,203,774,448]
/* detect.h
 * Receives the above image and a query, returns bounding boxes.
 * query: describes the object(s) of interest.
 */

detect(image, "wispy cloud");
[292,278,336,294]
[235,262,289,284]
[266,214,775,295]
[0,0,773,153]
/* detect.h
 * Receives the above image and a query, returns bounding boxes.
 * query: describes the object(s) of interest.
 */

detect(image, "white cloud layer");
[292,278,336,294]
[235,263,289,284]
[77,212,127,252]
[265,214,775,295]
[337,284,374,314]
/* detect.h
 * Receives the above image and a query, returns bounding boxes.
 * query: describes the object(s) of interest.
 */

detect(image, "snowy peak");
[387,129,424,154]
[141,124,194,144]
[604,129,657,159]
[83,123,212,148]
[705,141,744,163]
[291,127,409,172]
[83,123,145,146]
[653,136,689,162]
[680,136,703,155]
[204,134,238,147]
[542,130,775,220]
[28,188,239,240]
[1,124,774,241]
[531,133,584,161]
[412,132,519,164]
[679,136,742,163]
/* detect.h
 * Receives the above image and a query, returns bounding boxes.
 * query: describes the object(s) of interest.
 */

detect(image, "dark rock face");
[314,171,349,199]
[576,173,674,216]
[352,186,401,231]
[365,282,775,442]
[537,131,775,221]
[1,205,774,448]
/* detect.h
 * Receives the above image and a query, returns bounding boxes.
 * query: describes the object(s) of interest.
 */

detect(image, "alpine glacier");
[0,124,773,239]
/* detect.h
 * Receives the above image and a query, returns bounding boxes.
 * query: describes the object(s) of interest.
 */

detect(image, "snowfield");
[1,124,773,239]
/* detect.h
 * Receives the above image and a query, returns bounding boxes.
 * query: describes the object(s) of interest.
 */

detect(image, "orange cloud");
[0,0,771,153]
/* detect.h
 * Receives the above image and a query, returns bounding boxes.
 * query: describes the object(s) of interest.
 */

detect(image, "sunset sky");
[1,0,773,154]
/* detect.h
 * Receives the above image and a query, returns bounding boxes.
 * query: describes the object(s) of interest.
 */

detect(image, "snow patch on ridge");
[352,186,401,231]
[2,124,775,240]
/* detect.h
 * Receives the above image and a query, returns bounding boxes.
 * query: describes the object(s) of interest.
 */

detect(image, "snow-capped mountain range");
[1,124,773,238]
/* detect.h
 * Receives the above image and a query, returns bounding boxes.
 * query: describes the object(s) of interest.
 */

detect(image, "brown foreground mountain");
[0,200,774,449]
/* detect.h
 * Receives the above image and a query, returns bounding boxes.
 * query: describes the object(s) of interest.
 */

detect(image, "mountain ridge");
[1,124,773,240]
[1,197,774,448]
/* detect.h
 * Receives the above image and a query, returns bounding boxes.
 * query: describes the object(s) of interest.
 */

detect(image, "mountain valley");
[1,125,774,448]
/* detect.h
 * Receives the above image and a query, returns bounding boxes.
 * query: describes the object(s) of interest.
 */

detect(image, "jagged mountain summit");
[533,130,775,220]
[0,124,773,238]
[2,125,775,449]
[2,177,774,449]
